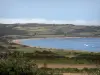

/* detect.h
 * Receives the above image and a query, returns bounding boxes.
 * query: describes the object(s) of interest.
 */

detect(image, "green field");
[0,42,98,65]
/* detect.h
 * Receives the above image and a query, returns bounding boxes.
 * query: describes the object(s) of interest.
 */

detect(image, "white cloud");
[0,18,100,26]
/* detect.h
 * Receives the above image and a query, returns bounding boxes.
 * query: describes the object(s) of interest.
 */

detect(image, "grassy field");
[3,43,98,65]
[12,24,100,37]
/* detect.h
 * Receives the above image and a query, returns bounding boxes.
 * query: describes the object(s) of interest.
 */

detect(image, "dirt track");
[38,64,97,69]
[38,64,97,75]
[63,73,88,75]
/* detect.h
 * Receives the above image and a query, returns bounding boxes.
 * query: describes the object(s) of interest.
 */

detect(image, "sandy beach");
[12,37,83,43]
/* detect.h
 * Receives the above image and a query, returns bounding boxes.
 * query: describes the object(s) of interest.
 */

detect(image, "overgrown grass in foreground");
[0,51,100,75]
[0,56,62,75]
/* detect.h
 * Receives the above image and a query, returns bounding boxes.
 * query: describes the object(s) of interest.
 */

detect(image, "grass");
[31,58,94,64]
[16,27,48,32]
[0,41,99,64]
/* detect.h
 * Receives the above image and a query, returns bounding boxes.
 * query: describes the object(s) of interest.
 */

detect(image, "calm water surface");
[20,38,100,52]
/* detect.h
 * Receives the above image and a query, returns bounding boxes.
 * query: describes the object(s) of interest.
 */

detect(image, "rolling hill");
[0,23,100,38]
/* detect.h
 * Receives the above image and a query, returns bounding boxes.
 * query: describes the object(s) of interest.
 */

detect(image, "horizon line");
[0,18,100,26]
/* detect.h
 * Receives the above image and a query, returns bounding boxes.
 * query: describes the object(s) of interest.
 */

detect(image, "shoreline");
[12,36,100,43]
[11,37,100,53]
[12,37,82,45]
[12,37,94,53]
[11,37,88,41]
[12,37,81,43]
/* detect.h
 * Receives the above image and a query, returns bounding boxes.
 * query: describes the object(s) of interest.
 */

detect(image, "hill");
[0,23,100,38]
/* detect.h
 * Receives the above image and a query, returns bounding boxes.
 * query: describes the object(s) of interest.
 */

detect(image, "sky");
[0,0,100,25]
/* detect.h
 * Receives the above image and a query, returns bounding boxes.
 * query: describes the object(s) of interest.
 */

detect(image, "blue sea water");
[20,38,100,52]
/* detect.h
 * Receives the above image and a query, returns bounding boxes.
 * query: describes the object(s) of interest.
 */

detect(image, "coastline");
[12,36,100,42]
[12,36,100,44]
[11,36,100,53]
[12,36,82,45]
[12,37,91,52]
[12,37,83,41]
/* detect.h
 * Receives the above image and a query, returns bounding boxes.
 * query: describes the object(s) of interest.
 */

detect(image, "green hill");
[0,23,100,38]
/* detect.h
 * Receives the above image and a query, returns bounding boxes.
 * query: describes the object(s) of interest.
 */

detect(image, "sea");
[20,38,100,52]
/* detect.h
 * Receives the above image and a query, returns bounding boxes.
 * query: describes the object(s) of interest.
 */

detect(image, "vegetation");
[1,23,100,38]
[0,53,62,75]
[0,41,100,65]
[0,51,100,75]
[0,24,27,37]
[41,67,100,74]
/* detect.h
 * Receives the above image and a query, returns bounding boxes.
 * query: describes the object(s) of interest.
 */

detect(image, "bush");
[0,58,37,75]
[0,58,62,75]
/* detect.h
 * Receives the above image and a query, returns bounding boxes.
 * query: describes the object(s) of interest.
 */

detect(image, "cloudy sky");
[0,0,100,25]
